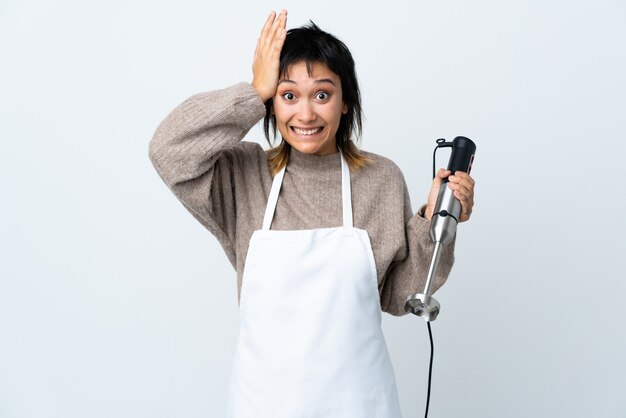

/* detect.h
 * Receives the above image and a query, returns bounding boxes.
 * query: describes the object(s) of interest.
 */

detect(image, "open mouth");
[291,126,324,136]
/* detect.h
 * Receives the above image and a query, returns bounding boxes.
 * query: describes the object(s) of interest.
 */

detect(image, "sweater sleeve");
[379,178,456,317]
[148,82,266,266]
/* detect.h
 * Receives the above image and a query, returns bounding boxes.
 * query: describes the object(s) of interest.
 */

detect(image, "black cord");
[433,138,447,180]
[424,321,434,418]
[432,144,438,179]
[424,138,444,417]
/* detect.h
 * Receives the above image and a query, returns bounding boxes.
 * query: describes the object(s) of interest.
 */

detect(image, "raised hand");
[251,10,288,102]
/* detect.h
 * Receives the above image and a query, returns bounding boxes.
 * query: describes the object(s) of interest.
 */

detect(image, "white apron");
[226,150,403,418]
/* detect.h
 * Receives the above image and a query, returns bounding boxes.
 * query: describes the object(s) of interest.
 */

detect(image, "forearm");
[380,200,456,317]
[148,82,265,187]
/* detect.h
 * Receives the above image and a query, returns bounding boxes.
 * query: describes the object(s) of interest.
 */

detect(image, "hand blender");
[405,136,476,321]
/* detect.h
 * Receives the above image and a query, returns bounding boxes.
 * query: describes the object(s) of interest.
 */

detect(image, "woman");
[149,10,475,418]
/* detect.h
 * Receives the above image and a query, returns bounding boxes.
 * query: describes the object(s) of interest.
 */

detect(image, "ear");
[342,103,348,114]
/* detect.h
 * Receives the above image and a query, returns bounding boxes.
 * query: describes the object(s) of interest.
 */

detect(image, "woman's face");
[273,61,348,156]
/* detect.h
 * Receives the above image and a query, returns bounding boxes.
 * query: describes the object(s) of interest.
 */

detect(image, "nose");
[297,100,316,123]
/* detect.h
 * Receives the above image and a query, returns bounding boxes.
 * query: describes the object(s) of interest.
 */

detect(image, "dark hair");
[263,21,368,174]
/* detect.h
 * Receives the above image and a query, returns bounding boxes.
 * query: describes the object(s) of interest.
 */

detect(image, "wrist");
[251,81,272,102]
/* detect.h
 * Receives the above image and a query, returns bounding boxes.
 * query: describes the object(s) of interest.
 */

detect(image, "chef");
[149,9,476,417]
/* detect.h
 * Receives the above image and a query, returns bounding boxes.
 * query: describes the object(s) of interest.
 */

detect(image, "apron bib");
[226,150,403,418]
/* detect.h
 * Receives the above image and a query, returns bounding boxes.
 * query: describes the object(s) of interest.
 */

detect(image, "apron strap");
[262,163,286,231]
[340,150,353,228]
[262,149,353,231]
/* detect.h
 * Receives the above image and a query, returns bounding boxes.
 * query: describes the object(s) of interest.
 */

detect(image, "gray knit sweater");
[148,82,455,316]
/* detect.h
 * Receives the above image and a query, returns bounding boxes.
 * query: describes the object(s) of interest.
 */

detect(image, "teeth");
[293,127,323,135]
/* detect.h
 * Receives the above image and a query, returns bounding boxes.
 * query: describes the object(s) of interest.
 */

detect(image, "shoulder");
[349,149,409,209]
[351,149,410,228]
[221,140,266,162]
[213,140,270,178]
[356,149,407,185]
[237,140,266,154]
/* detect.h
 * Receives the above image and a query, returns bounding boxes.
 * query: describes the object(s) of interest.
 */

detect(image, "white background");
[1,0,625,417]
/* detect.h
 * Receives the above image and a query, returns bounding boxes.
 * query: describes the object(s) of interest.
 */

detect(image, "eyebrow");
[278,78,336,86]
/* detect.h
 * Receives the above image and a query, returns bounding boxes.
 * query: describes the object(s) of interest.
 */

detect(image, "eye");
[282,92,296,101]
[316,91,330,100]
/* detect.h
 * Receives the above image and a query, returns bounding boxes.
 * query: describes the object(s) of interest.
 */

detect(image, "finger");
[449,177,474,193]
[449,182,474,205]
[454,190,470,210]
[431,169,450,191]
[454,190,473,219]
[449,172,472,183]
[273,27,287,53]
[260,11,276,47]
[453,171,475,186]
[454,189,469,205]
[279,9,287,28]
[259,11,276,47]
[275,11,287,44]
[436,168,451,180]
[268,10,287,47]
[274,11,287,45]
[448,181,471,195]
[449,173,475,191]
[453,187,474,210]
